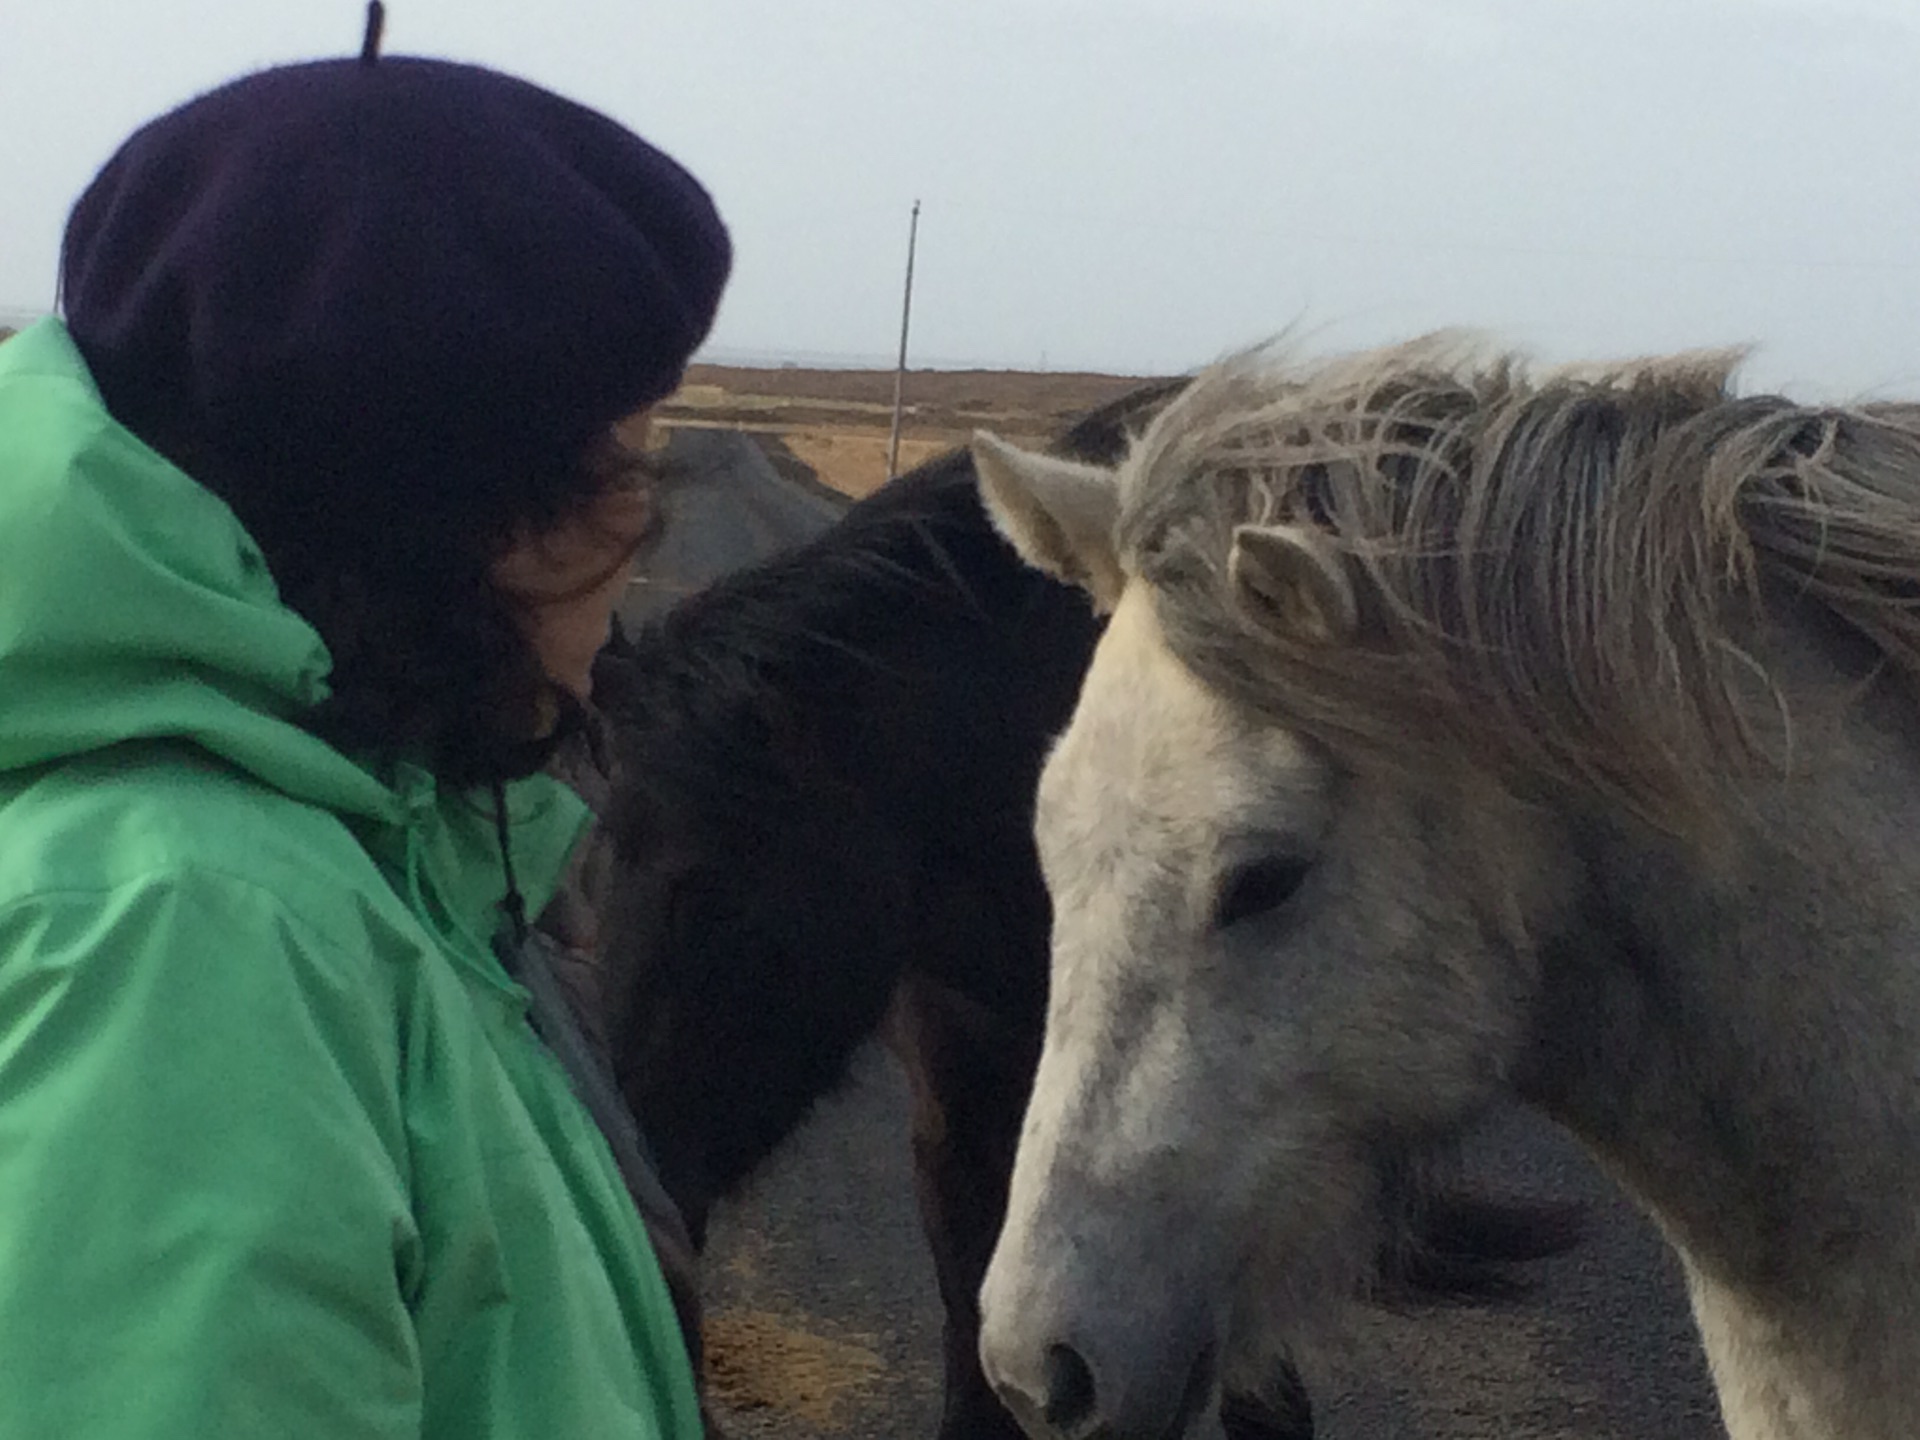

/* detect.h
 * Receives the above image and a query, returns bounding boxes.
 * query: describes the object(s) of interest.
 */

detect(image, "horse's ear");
[1228,523,1357,643]
[971,430,1125,612]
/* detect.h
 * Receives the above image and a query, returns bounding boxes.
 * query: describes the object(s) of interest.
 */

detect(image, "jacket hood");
[0,319,587,955]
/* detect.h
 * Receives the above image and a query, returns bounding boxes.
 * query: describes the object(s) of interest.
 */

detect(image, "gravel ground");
[698,1045,1726,1440]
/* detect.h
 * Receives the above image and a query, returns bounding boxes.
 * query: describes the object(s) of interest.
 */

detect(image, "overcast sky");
[6,0,1920,395]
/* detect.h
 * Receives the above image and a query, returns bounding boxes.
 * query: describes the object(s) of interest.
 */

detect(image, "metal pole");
[885,199,921,482]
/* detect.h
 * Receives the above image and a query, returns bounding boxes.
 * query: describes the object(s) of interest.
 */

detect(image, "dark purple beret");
[61,54,730,512]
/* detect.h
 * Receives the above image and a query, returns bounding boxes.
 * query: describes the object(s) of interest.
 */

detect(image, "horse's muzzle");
[978,1277,1224,1440]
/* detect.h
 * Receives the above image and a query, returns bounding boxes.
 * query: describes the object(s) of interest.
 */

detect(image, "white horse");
[968,336,1920,1440]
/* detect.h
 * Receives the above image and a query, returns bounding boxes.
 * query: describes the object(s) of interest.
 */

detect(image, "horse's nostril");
[1042,1341,1099,1431]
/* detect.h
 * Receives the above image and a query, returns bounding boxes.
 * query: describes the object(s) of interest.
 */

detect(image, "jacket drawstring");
[491,779,531,946]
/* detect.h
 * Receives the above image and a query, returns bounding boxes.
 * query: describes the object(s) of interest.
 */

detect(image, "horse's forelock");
[1114,336,1920,837]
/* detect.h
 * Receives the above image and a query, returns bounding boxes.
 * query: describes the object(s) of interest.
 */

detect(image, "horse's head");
[966,344,1623,1440]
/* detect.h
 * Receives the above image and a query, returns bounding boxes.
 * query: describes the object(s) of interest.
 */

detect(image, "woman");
[0,29,728,1440]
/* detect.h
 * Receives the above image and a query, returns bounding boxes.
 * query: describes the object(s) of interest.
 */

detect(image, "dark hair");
[154,421,658,788]
[55,53,731,788]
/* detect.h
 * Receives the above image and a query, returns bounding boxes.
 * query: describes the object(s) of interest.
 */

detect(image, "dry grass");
[703,1307,888,1429]
[775,432,951,499]
[676,363,1157,419]
[658,362,1162,497]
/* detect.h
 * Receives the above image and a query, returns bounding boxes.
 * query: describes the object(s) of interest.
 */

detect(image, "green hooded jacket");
[0,319,701,1439]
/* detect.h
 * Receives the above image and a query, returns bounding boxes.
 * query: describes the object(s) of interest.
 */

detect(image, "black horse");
[589,391,1579,1440]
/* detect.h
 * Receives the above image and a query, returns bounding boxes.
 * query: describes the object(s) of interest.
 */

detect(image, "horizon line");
[0,304,1161,378]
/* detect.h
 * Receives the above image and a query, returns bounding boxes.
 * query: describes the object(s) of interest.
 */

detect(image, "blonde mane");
[1116,334,1920,831]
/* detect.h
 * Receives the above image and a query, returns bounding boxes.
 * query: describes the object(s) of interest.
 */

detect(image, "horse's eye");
[1213,855,1311,930]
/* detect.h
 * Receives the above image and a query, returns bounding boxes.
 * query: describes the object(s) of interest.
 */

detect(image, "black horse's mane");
[593,451,1028,805]
[593,379,1184,811]
[628,448,1003,677]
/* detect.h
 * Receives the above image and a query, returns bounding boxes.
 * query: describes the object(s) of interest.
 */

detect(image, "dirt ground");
[656,363,1161,498]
